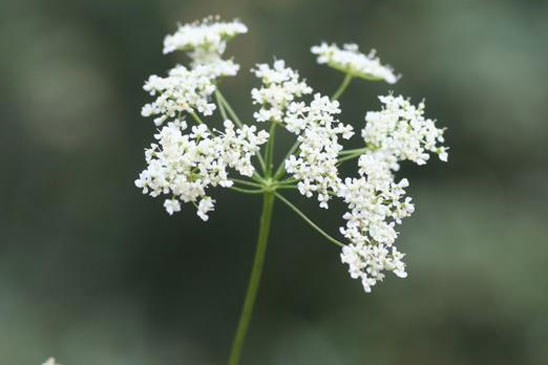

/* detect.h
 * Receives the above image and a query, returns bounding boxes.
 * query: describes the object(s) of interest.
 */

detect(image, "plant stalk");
[332,73,353,100]
[228,192,275,365]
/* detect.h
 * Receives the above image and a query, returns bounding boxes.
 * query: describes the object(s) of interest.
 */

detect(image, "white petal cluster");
[163,16,247,58]
[340,243,407,293]
[141,64,217,126]
[251,60,313,122]
[311,43,398,84]
[338,176,413,292]
[137,17,269,220]
[363,95,448,165]
[284,94,354,208]
[338,95,447,292]
[135,119,268,220]
[142,17,246,127]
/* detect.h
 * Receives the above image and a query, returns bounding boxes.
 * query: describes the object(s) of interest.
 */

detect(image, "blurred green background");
[1,0,548,364]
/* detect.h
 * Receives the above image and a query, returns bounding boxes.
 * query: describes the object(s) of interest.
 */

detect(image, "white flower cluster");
[251,60,313,122]
[138,16,450,294]
[141,65,217,126]
[141,17,247,126]
[311,43,398,84]
[338,95,447,292]
[251,60,354,207]
[363,95,448,165]
[135,120,268,220]
[163,16,246,76]
[137,18,269,220]
[163,16,247,56]
[284,94,353,208]
[338,176,413,292]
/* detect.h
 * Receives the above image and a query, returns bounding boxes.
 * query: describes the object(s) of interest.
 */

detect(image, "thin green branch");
[337,152,363,164]
[332,73,353,100]
[279,177,298,185]
[251,173,265,183]
[275,193,345,248]
[189,111,204,125]
[215,90,229,121]
[232,179,263,188]
[264,122,277,176]
[274,185,297,191]
[229,192,275,365]
[339,147,368,155]
[273,139,300,180]
[230,186,265,194]
[216,90,243,127]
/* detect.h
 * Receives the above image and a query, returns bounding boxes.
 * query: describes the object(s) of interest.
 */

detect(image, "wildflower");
[138,16,450,363]
[138,17,449,301]
[311,43,398,84]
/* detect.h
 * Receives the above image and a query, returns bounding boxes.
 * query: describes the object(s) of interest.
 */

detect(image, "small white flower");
[197,196,215,221]
[163,198,181,215]
[42,358,62,365]
[311,43,398,84]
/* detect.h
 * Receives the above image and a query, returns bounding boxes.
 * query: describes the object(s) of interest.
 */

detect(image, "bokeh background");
[2,0,548,364]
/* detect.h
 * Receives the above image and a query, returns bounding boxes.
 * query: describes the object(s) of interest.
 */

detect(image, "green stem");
[339,147,368,155]
[274,185,297,190]
[275,193,344,248]
[337,151,363,164]
[264,123,277,176]
[332,73,353,100]
[190,111,205,125]
[232,179,263,188]
[216,90,243,127]
[230,186,265,194]
[228,192,275,365]
[215,90,229,121]
[273,139,300,180]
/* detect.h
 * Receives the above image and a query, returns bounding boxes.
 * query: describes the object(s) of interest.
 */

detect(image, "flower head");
[311,43,398,84]
[337,96,447,292]
[251,60,313,122]
[135,119,268,220]
[363,95,448,165]
[141,65,217,125]
[251,60,354,208]
[163,16,247,57]
[137,18,450,296]
[284,94,354,208]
